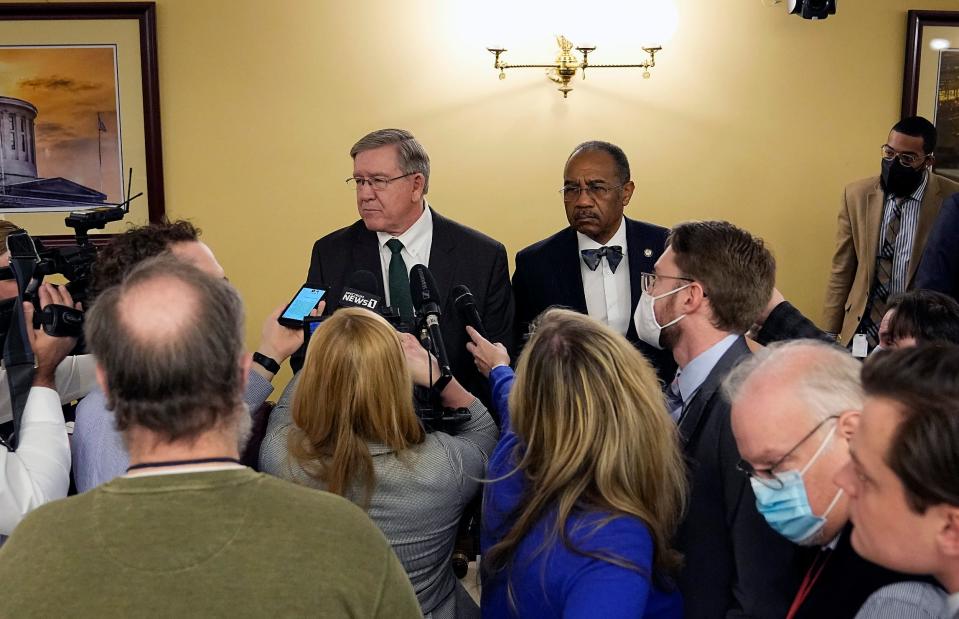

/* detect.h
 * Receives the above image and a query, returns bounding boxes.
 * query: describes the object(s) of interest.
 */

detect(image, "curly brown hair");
[90,220,200,298]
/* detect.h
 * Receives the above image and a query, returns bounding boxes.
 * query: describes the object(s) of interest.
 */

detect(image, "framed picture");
[903,10,959,182]
[0,2,163,243]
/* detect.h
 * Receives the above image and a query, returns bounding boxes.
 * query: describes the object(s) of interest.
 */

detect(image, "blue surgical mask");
[751,426,844,545]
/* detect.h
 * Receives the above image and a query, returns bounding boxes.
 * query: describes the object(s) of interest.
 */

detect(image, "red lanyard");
[785,549,833,619]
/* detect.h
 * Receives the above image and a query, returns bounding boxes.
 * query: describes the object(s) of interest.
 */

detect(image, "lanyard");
[786,549,833,619]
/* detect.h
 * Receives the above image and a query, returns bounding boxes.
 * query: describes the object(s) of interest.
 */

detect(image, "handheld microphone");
[409,264,452,383]
[452,284,486,339]
[338,270,383,311]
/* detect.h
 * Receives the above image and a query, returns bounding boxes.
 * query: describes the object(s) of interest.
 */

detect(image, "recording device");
[338,270,383,312]
[409,265,471,429]
[787,0,835,19]
[452,284,486,339]
[303,315,327,344]
[1,171,141,447]
[278,284,326,328]
[339,270,412,332]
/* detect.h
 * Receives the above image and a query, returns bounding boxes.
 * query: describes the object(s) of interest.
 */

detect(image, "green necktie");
[385,239,414,323]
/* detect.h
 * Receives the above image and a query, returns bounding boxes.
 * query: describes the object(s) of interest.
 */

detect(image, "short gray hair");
[350,128,431,193]
[723,339,864,423]
[85,255,246,442]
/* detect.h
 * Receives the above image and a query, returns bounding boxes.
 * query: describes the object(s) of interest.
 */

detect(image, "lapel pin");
[643,249,653,257]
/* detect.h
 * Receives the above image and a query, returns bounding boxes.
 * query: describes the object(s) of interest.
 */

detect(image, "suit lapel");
[863,182,885,287]
[908,173,944,285]
[557,228,588,313]
[677,337,750,449]
[427,208,456,311]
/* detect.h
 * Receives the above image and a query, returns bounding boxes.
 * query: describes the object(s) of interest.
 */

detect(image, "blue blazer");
[916,191,959,299]
[511,217,675,381]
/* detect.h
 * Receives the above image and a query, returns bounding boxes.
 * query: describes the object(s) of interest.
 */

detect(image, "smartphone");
[278,284,326,328]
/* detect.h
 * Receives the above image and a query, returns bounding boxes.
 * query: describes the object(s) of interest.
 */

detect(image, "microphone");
[409,264,452,382]
[452,284,486,339]
[338,270,383,311]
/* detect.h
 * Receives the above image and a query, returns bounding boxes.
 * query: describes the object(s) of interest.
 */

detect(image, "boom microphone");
[452,284,486,339]
[338,270,383,311]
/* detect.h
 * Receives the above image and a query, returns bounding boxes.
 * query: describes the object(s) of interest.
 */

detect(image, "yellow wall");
[10,0,959,386]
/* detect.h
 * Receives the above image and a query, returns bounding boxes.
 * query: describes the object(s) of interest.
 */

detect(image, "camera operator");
[0,283,79,535]
[0,221,95,427]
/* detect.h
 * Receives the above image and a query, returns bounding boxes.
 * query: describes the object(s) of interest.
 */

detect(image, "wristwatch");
[252,352,280,374]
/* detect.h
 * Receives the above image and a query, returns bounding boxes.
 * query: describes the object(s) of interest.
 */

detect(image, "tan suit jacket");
[823,172,959,344]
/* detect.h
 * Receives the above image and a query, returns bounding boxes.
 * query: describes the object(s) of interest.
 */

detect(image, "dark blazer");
[793,523,922,619]
[675,336,802,619]
[755,301,832,346]
[512,217,676,381]
[305,207,515,402]
[916,191,959,299]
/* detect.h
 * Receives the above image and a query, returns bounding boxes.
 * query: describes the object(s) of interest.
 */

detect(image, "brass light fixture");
[487,35,662,98]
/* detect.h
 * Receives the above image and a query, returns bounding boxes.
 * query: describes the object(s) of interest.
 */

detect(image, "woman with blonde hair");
[467,308,687,618]
[260,307,497,619]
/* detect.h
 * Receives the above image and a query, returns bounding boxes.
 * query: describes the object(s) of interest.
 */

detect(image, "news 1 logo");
[342,290,379,310]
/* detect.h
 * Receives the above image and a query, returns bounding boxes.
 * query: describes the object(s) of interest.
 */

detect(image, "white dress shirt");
[0,386,71,535]
[0,354,96,425]
[577,217,631,335]
[375,202,433,306]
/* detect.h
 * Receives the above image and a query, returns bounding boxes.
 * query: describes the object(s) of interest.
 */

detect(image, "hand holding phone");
[278,284,326,328]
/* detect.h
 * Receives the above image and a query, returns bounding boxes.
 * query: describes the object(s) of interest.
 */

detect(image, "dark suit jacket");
[916,190,959,299]
[793,523,920,619]
[755,301,832,346]
[675,336,802,619]
[305,208,515,403]
[511,217,676,382]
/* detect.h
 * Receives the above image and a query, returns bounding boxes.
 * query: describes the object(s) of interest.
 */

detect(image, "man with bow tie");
[512,140,675,380]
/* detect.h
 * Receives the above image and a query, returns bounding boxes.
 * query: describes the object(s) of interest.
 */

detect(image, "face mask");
[751,426,844,545]
[880,158,925,198]
[633,283,691,350]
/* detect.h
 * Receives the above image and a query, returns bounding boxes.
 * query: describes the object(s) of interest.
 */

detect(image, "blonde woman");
[260,308,496,619]
[467,308,687,618]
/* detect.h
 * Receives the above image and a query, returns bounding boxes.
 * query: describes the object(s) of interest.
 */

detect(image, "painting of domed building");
[0,46,122,212]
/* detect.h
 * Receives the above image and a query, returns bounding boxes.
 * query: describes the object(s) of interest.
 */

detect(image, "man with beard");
[512,141,674,380]
[823,116,959,349]
[632,220,800,618]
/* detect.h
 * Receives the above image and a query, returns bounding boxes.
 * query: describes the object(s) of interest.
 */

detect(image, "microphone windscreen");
[452,285,473,309]
[349,270,380,294]
[409,264,441,311]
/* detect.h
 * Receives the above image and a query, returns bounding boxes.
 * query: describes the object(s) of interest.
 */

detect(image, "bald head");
[86,256,245,443]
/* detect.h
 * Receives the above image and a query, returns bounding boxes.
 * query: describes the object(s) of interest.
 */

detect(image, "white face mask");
[633,283,692,350]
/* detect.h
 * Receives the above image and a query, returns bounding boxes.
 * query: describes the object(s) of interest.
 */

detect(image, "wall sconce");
[487,35,661,98]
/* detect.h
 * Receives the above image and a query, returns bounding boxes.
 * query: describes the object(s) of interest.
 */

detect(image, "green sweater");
[0,468,422,618]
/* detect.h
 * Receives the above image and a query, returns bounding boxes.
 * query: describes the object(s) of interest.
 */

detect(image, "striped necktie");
[862,199,903,346]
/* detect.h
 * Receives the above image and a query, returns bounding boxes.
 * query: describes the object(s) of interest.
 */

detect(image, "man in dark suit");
[305,128,514,401]
[512,141,674,380]
[915,191,959,299]
[634,220,800,618]
[725,340,930,618]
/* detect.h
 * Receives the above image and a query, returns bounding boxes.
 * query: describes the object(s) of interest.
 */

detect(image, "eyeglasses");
[559,182,626,202]
[880,145,928,168]
[640,272,694,294]
[345,172,416,191]
[737,415,840,490]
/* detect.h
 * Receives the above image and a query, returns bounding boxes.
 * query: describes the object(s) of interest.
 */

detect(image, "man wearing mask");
[724,340,941,618]
[823,116,959,349]
[632,220,799,618]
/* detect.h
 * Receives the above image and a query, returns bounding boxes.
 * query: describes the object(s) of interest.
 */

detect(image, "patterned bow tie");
[581,246,624,273]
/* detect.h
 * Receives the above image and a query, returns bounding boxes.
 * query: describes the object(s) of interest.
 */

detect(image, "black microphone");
[452,284,486,339]
[338,270,383,312]
[409,264,452,381]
